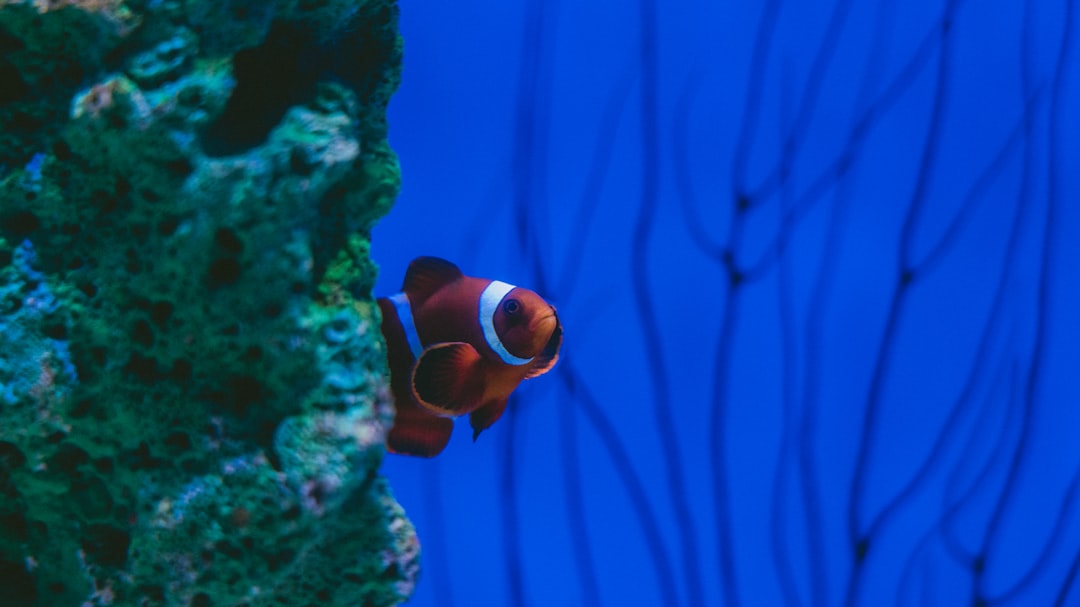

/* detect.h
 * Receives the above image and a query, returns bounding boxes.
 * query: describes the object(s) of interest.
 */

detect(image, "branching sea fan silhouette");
[377,0,1079,606]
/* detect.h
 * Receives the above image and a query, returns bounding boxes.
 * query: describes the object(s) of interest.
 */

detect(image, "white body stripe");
[479,280,534,366]
[389,292,424,359]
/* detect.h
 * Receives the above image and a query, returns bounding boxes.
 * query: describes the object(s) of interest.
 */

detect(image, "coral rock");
[0,0,416,605]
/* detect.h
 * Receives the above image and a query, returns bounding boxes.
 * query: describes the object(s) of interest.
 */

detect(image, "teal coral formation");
[0,2,127,168]
[0,0,417,605]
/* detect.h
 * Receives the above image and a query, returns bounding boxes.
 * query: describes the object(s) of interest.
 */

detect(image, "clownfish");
[377,257,563,457]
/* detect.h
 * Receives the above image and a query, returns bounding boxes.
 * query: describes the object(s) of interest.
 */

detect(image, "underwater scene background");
[376,0,1079,606]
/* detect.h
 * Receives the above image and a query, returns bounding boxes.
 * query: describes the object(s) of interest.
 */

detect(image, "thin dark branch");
[1054,549,1080,607]
[795,1,899,603]
[559,383,603,607]
[896,15,954,272]
[422,460,456,607]
[1052,21,1080,570]
[674,73,726,261]
[796,199,837,607]
[507,9,614,601]
[459,171,511,270]
[523,18,629,607]
[909,90,1040,279]
[920,558,937,607]
[731,0,785,199]
[747,0,979,215]
[562,362,682,606]
[630,0,705,605]
[896,354,1020,606]
[748,0,856,207]
[936,0,1035,575]
[861,99,1035,544]
[843,2,958,604]
[510,0,552,264]
[709,283,742,607]
[499,2,556,603]
[895,525,940,607]
[846,0,957,543]
[938,358,1023,569]
[500,400,527,607]
[555,67,637,299]
[985,466,1080,604]
[974,0,1071,598]
[894,354,1020,607]
[741,18,944,281]
[842,283,905,548]
[768,56,804,607]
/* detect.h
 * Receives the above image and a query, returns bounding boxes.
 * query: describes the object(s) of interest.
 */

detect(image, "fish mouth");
[541,317,562,355]
[532,308,559,334]
[539,305,559,323]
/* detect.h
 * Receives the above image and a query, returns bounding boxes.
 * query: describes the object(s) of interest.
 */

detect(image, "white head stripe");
[479,280,534,366]
[389,292,423,359]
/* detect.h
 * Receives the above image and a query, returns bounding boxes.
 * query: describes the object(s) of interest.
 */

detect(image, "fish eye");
[503,299,522,316]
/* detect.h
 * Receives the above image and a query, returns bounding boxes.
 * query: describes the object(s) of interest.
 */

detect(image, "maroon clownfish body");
[377,257,562,457]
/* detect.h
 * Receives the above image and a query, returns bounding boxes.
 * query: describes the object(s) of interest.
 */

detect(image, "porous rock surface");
[0,1,418,605]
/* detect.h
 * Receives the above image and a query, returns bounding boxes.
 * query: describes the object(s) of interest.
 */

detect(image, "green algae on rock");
[0,0,416,605]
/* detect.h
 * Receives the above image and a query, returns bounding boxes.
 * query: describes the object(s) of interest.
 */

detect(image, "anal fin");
[470,397,509,441]
[387,404,454,458]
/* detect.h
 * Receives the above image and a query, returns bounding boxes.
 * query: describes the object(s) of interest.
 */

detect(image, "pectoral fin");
[411,342,486,416]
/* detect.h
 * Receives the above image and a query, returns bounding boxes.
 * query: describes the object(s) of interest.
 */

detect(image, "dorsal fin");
[402,256,463,306]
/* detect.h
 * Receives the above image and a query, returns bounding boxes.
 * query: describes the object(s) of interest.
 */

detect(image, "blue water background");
[373,1,1080,605]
